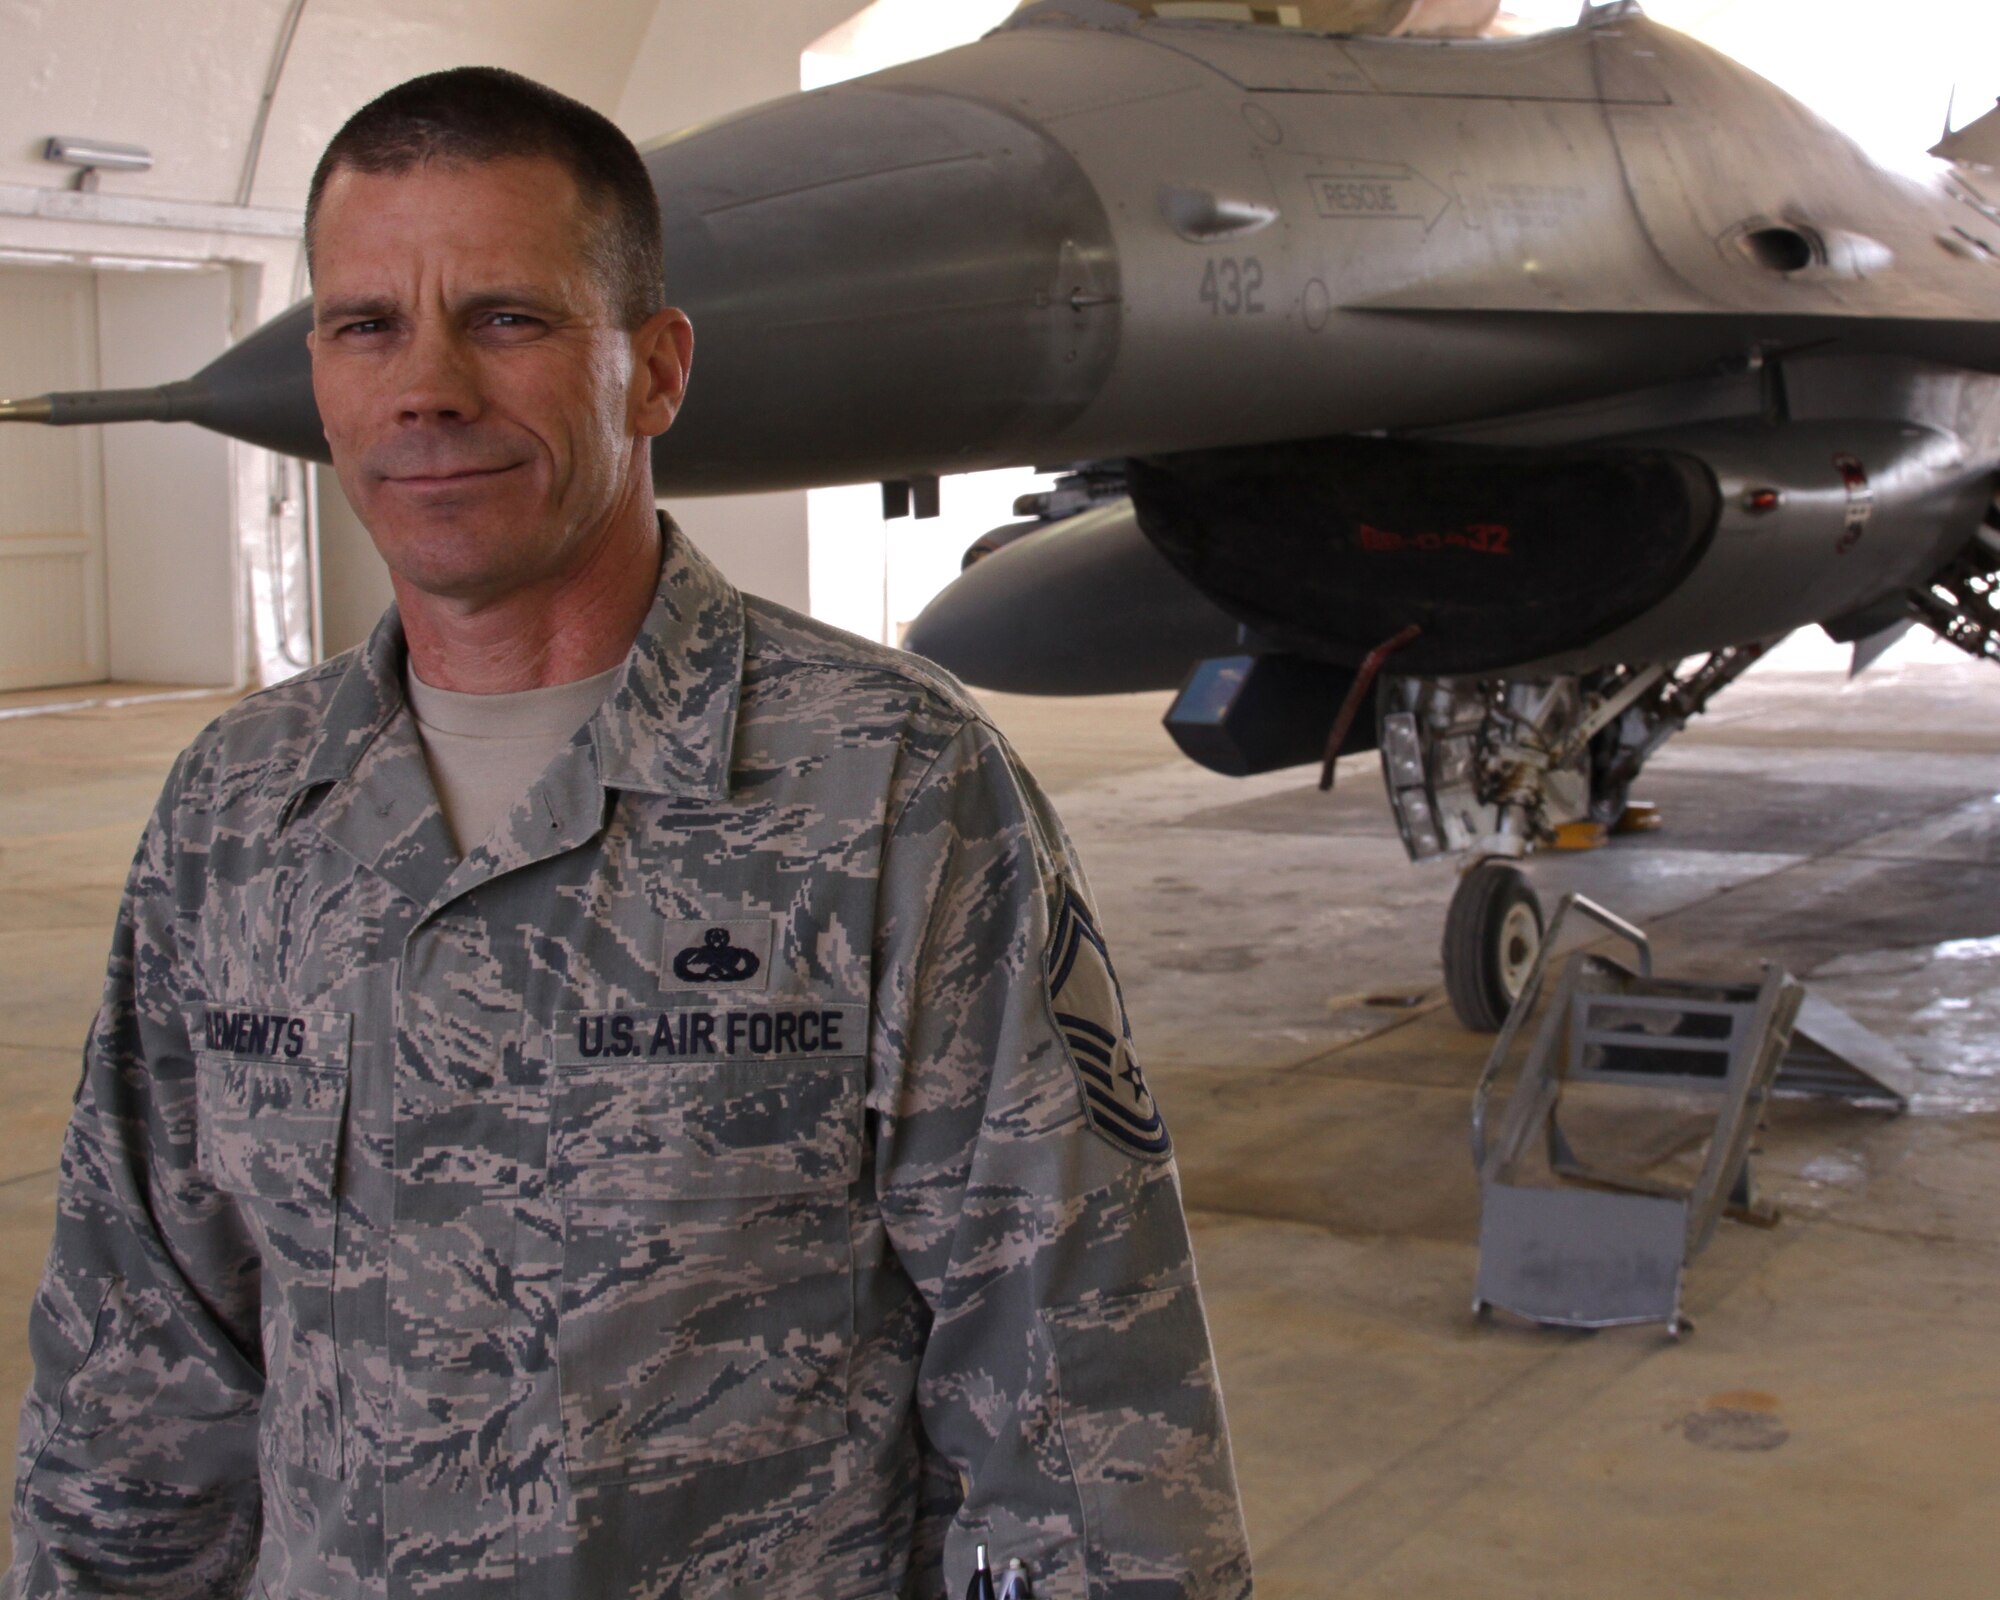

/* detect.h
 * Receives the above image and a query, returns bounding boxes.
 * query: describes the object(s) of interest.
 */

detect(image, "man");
[7,68,1251,1600]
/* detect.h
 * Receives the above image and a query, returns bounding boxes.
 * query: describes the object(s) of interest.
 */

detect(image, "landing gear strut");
[1377,653,1768,1031]
[1442,861,1544,1032]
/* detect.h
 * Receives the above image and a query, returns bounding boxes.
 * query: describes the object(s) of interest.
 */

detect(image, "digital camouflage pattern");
[7,524,1252,1600]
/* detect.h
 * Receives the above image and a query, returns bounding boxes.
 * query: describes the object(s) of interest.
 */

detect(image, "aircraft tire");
[1443,861,1543,1033]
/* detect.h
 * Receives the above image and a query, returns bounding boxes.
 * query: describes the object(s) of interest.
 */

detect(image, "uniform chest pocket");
[187,1006,351,1477]
[189,1007,353,1204]
[549,1039,864,1487]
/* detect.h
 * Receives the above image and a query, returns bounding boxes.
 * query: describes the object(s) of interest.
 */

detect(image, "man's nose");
[392,321,482,424]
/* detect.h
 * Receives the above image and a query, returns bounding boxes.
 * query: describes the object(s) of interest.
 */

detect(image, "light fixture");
[0,247,73,268]
[43,136,153,192]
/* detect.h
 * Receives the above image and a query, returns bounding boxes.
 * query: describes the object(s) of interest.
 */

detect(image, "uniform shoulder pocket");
[1042,1284,1250,1594]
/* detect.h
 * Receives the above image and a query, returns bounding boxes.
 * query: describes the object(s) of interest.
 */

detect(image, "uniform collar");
[285,601,406,800]
[285,514,746,807]
[588,516,745,802]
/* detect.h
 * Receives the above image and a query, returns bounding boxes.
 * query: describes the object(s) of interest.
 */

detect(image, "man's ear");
[631,308,694,439]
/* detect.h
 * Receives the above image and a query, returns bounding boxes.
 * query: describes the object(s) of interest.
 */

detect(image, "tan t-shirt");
[404,664,619,855]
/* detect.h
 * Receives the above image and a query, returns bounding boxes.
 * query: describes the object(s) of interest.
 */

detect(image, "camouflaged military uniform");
[8,525,1252,1600]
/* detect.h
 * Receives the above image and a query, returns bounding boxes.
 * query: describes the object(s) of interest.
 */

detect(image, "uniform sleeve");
[7,760,265,1599]
[870,718,1252,1600]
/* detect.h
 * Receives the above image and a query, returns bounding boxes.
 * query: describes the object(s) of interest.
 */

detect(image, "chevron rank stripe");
[1046,884,1171,1161]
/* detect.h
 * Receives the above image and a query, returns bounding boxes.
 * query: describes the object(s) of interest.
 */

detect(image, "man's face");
[308,155,686,604]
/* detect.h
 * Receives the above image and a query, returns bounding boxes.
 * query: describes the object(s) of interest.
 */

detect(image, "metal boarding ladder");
[1469,895,1907,1338]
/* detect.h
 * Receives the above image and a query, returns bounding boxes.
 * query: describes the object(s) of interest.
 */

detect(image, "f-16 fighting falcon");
[8,0,2000,1032]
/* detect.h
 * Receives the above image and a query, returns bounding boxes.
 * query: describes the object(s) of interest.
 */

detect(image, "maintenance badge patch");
[1046,884,1172,1162]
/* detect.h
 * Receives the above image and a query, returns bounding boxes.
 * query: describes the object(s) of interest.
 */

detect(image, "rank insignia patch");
[1047,884,1171,1161]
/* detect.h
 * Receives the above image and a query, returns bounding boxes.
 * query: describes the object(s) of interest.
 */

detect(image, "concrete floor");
[3,652,1999,1594]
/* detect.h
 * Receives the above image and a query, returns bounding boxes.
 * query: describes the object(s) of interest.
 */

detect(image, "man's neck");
[395,502,664,694]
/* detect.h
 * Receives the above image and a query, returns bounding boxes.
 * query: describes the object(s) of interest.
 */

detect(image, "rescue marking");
[1485,180,1586,230]
[1308,160,1453,232]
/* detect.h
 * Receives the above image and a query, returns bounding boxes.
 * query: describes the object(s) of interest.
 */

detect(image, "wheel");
[1442,861,1544,1032]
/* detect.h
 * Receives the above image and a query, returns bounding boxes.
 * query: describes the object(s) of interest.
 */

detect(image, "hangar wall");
[0,266,106,692]
[0,0,867,680]
[96,267,239,686]
[618,0,864,136]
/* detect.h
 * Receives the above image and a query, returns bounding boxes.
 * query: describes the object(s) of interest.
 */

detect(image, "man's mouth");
[384,462,525,490]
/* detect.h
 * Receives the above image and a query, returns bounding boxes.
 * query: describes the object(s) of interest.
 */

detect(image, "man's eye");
[338,319,388,337]
[485,313,543,331]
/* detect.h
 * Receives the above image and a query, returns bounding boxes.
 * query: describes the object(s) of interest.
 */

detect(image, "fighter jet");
[9,0,2000,1028]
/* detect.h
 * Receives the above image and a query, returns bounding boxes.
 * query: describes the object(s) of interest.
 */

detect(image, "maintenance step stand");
[1470,895,1911,1337]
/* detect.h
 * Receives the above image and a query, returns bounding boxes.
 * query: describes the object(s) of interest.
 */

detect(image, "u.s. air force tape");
[554,1003,868,1067]
[1045,884,1172,1162]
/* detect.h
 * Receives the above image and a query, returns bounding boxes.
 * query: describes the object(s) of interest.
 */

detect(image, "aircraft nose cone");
[647,84,1121,494]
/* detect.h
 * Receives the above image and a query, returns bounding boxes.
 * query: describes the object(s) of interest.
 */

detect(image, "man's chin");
[365,508,545,605]
[387,562,538,610]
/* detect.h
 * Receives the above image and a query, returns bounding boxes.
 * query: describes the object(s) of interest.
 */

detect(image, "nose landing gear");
[1377,651,1769,1031]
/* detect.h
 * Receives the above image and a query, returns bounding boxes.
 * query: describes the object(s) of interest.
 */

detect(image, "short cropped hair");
[305,67,665,329]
